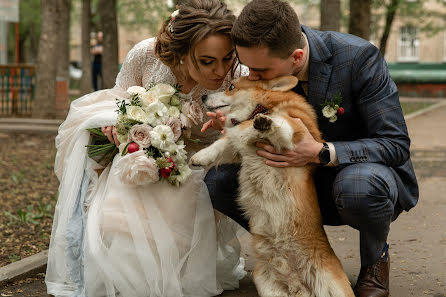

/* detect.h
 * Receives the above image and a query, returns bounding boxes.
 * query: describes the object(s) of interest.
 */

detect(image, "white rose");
[126,106,148,123]
[146,101,169,126]
[115,151,159,185]
[168,106,181,118]
[126,86,146,96]
[149,125,176,151]
[171,141,187,163]
[117,132,129,145]
[329,115,337,123]
[140,91,157,107]
[170,163,192,186]
[129,124,153,148]
[149,83,176,105]
[322,105,337,118]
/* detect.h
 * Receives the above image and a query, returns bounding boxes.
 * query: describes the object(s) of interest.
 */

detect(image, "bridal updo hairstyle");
[155,0,235,69]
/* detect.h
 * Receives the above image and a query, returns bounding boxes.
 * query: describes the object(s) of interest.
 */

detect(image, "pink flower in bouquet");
[159,157,175,179]
[166,117,182,142]
[181,101,203,127]
[129,124,152,148]
[116,151,159,185]
[127,142,140,153]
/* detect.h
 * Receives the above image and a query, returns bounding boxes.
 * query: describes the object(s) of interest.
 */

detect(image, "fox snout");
[253,115,272,131]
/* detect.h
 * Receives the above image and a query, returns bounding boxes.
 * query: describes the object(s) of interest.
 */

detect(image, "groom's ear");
[291,49,304,67]
[263,76,298,92]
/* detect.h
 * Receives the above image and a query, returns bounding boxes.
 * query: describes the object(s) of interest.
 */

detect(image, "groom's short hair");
[232,0,305,58]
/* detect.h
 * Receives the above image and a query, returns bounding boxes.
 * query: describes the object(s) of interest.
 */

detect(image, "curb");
[0,118,62,133]
[0,250,48,287]
[404,100,446,121]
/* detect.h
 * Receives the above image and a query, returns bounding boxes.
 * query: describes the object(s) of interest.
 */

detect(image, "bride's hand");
[201,110,226,134]
[101,126,121,146]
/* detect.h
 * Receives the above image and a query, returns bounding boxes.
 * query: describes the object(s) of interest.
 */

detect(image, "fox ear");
[263,76,298,92]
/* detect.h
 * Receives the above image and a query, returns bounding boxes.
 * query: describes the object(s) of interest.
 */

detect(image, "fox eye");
[228,84,235,91]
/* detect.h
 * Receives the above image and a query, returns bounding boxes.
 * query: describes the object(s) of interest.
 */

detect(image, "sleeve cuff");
[326,142,339,167]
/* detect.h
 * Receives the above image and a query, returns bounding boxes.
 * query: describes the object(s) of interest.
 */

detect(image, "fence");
[0,64,35,116]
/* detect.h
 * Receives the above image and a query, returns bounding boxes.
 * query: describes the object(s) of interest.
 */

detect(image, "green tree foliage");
[371,0,445,55]
[116,0,172,35]
[7,0,41,63]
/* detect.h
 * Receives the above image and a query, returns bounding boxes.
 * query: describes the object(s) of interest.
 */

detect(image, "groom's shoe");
[354,245,390,297]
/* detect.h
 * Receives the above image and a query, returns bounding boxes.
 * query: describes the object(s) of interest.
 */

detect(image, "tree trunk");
[80,0,92,94]
[57,0,71,80]
[349,0,372,40]
[379,0,400,56]
[98,0,119,89]
[33,0,62,118]
[320,0,341,32]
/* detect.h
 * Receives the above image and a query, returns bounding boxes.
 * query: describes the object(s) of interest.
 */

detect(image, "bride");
[45,1,248,296]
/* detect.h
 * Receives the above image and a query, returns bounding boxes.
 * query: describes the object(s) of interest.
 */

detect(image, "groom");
[203,0,419,296]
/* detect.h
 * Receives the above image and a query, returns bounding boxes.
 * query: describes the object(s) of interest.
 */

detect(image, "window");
[398,26,419,62]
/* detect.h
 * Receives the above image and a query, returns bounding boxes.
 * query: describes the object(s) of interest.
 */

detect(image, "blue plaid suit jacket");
[302,26,418,212]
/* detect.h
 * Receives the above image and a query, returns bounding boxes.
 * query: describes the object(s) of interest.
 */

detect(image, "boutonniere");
[321,93,344,123]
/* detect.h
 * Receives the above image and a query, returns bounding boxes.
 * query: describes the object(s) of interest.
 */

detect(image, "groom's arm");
[332,43,410,167]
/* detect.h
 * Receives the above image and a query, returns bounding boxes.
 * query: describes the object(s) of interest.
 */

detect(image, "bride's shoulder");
[125,37,158,64]
[132,37,157,51]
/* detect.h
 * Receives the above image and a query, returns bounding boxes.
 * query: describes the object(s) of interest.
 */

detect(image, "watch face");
[319,144,330,165]
[321,150,330,164]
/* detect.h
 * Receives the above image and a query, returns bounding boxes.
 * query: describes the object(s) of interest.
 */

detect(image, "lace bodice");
[115,38,248,151]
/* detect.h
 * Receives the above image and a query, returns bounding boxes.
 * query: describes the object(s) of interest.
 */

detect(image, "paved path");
[1,101,446,296]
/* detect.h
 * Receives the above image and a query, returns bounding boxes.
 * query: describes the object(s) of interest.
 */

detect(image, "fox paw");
[254,114,273,132]
[190,150,214,167]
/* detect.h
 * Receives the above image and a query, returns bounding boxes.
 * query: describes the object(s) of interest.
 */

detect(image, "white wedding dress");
[46,38,248,297]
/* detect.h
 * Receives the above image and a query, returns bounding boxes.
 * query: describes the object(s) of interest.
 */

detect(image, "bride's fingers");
[201,120,213,133]
[206,111,217,119]
[112,127,120,146]
[104,126,114,143]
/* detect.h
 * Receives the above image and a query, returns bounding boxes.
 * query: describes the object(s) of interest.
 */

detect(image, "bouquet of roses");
[86,83,203,186]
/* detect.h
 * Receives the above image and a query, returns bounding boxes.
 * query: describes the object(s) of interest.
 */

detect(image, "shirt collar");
[296,32,310,82]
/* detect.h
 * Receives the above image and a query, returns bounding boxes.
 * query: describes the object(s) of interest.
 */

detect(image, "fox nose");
[201,95,208,103]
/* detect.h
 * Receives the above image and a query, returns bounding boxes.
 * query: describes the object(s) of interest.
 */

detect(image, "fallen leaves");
[0,132,59,268]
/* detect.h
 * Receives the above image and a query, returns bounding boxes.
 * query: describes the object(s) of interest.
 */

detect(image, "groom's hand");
[102,126,121,146]
[255,118,322,168]
[201,110,226,134]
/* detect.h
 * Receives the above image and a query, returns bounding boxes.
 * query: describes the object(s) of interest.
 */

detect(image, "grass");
[400,101,437,115]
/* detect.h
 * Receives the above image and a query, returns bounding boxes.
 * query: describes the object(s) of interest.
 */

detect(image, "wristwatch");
[318,142,331,165]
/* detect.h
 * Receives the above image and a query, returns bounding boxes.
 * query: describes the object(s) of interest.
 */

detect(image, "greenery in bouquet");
[87,83,203,186]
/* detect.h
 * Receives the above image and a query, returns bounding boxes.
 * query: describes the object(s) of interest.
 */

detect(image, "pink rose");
[115,151,159,185]
[165,117,182,142]
[181,101,203,127]
[129,124,152,148]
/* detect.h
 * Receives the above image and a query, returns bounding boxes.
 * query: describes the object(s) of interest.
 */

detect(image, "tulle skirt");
[47,154,245,297]
[46,88,245,297]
